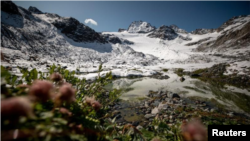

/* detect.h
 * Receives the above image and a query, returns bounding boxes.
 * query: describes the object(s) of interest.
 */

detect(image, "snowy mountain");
[169,24,188,34]
[1,1,160,73]
[194,15,250,53]
[127,21,156,33]
[1,1,250,80]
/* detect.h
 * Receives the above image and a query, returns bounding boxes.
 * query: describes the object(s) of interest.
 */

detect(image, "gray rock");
[157,90,163,95]
[158,102,170,111]
[210,108,215,112]
[228,112,234,117]
[152,100,160,106]
[136,125,143,130]
[112,110,121,115]
[132,121,139,126]
[204,108,209,112]
[144,114,155,119]
[151,107,159,114]
[180,77,185,82]
[115,114,122,119]
[171,93,180,99]
[169,115,174,119]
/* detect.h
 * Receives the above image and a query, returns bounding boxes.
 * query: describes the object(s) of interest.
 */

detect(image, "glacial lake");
[105,71,250,116]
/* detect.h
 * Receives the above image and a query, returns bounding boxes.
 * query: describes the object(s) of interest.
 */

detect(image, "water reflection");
[107,71,250,115]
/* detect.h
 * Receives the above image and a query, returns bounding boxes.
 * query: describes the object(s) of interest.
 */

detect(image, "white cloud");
[84,19,98,26]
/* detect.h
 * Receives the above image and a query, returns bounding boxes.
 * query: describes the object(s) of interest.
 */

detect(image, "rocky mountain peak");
[1,1,21,15]
[217,15,249,32]
[148,25,178,40]
[28,6,43,14]
[52,17,107,43]
[169,24,188,33]
[196,15,250,52]
[127,21,156,33]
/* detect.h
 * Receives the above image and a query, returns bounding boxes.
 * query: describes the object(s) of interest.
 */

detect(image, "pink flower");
[50,73,63,82]
[57,83,76,103]
[1,97,34,119]
[84,96,102,111]
[59,107,72,116]
[181,119,207,141]
[91,101,102,111]
[28,80,53,102]
[85,96,95,106]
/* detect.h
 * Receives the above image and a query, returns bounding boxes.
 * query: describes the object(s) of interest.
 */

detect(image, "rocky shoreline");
[107,89,250,128]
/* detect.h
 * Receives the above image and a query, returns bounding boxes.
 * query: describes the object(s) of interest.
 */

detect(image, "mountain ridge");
[1,1,250,79]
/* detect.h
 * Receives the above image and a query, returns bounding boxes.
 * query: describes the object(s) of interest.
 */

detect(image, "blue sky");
[14,1,250,32]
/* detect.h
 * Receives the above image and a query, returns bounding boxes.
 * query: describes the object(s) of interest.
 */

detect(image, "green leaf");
[98,64,103,72]
[11,75,17,86]
[64,70,69,78]
[31,68,38,80]
[112,117,116,123]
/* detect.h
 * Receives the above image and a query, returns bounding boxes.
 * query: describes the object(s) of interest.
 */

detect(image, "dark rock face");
[28,6,43,14]
[191,28,216,35]
[1,6,45,50]
[1,25,17,49]
[103,34,122,44]
[148,25,178,40]
[179,35,192,41]
[103,34,134,45]
[52,17,107,43]
[108,36,122,44]
[118,28,126,32]
[1,1,21,15]
[123,39,134,45]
